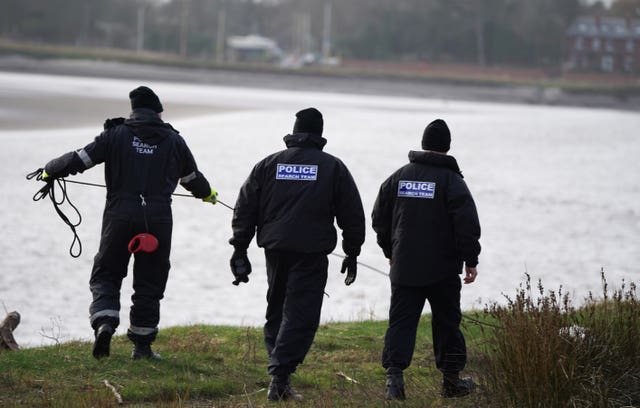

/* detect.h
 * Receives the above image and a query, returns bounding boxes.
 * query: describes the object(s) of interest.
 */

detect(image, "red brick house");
[566,16,640,73]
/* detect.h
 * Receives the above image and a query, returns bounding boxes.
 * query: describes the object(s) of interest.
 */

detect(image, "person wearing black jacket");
[229,107,366,401]
[41,86,217,360]
[372,119,481,400]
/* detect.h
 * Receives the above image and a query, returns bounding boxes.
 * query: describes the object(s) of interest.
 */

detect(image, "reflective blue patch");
[276,163,318,181]
[397,180,436,199]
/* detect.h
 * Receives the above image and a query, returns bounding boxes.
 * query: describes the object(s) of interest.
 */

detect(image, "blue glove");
[340,256,357,286]
[202,188,218,205]
[230,248,251,285]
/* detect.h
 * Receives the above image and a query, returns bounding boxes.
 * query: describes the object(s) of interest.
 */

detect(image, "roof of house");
[227,35,280,52]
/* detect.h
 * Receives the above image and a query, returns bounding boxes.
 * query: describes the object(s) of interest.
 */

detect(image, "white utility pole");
[136,4,145,52]
[321,1,332,60]
[216,8,226,63]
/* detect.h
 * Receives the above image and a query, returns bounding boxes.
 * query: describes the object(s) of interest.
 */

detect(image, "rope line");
[28,174,390,278]
[26,169,83,257]
[329,252,389,277]
[62,179,235,210]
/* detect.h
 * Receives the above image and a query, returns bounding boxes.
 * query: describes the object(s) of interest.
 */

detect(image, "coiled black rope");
[26,168,82,258]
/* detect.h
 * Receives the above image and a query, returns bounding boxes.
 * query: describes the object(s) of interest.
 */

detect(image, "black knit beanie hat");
[293,107,323,135]
[129,86,163,113]
[422,119,451,152]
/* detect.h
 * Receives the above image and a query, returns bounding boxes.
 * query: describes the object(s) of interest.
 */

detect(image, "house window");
[605,40,614,52]
[593,38,601,51]
[624,56,633,72]
[601,55,614,72]
[626,40,634,53]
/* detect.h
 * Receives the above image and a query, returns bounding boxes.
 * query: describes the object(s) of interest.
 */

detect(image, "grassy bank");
[1,319,485,407]
[1,273,638,407]
[1,39,639,95]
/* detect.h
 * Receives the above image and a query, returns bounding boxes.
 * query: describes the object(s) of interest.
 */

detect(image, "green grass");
[0,318,487,407]
[2,274,637,407]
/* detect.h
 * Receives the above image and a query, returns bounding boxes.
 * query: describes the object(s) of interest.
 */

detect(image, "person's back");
[375,149,479,286]
[229,107,365,402]
[244,133,361,254]
[41,86,217,360]
[372,119,480,400]
[102,113,184,199]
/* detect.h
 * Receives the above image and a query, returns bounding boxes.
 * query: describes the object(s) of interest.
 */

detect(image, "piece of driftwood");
[0,311,20,351]
[336,371,360,384]
[103,380,123,405]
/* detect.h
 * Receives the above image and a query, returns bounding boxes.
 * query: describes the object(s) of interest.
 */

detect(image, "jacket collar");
[127,108,163,125]
[408,150,463,178]
[283,132,327,150]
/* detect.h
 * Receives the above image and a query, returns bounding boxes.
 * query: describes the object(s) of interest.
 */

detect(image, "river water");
[0,71,638,347]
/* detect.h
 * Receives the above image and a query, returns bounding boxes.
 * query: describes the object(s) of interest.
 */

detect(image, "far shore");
[0,55,638,128]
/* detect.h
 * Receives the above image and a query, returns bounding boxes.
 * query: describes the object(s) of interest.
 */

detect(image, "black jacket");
[44,109,210,216]
[372,150,481,286]
[230,132,365,256]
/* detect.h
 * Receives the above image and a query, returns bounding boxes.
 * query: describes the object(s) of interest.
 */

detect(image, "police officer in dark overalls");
[229,108,366,401]
[372,119,481,399]
[42,86,217,360]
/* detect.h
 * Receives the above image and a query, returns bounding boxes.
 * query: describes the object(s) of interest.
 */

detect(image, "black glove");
[340,256,357,286]
[230,249,251,286]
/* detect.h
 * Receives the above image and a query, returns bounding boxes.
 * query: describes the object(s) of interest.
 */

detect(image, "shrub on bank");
[480,272,639,407]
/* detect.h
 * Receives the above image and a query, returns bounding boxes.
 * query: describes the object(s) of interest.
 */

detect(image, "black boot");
[92,323,114,359]
[442,374,475,398]
[385,367,406,400]
[267,375,303,401]
[131,342,161,360]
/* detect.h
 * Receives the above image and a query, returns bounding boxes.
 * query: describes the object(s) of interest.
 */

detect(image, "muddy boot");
[131,342,161,360]
[385,367,406,400]
[267,374,303,402]
[442,374,475,398]
[92,323,114,359]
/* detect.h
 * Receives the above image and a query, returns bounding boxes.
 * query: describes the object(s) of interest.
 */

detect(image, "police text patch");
[397,180,436,199]
[276,163,318,181]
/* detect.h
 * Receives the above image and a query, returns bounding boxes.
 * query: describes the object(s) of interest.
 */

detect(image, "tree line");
[0,0,638,68]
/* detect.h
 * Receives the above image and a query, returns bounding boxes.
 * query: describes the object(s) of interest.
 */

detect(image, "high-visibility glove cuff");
[202,187,218,204]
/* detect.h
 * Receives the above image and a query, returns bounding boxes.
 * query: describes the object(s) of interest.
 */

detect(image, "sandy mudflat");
[0,92,228,131]
[0,58,242,131]
[0,56,637,130]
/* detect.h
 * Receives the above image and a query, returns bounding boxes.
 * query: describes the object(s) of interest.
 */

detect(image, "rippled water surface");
[1,72,638,347]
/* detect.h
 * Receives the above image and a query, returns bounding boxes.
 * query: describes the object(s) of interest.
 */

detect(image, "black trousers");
[264,250,328,376]
[382,276,466,375]
[89,211,172,344]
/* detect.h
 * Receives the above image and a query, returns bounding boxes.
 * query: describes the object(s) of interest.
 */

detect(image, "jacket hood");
[408,150,463,178]
[283,132,327,150]
[125,108,173,144]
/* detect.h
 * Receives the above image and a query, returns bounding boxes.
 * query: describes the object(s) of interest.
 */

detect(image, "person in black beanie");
[129,86,164,114]
[372,118,481,400]
[39,85,218,360]
[422,118,451,152]
[229,107,365,401]
[292,107,324,134]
